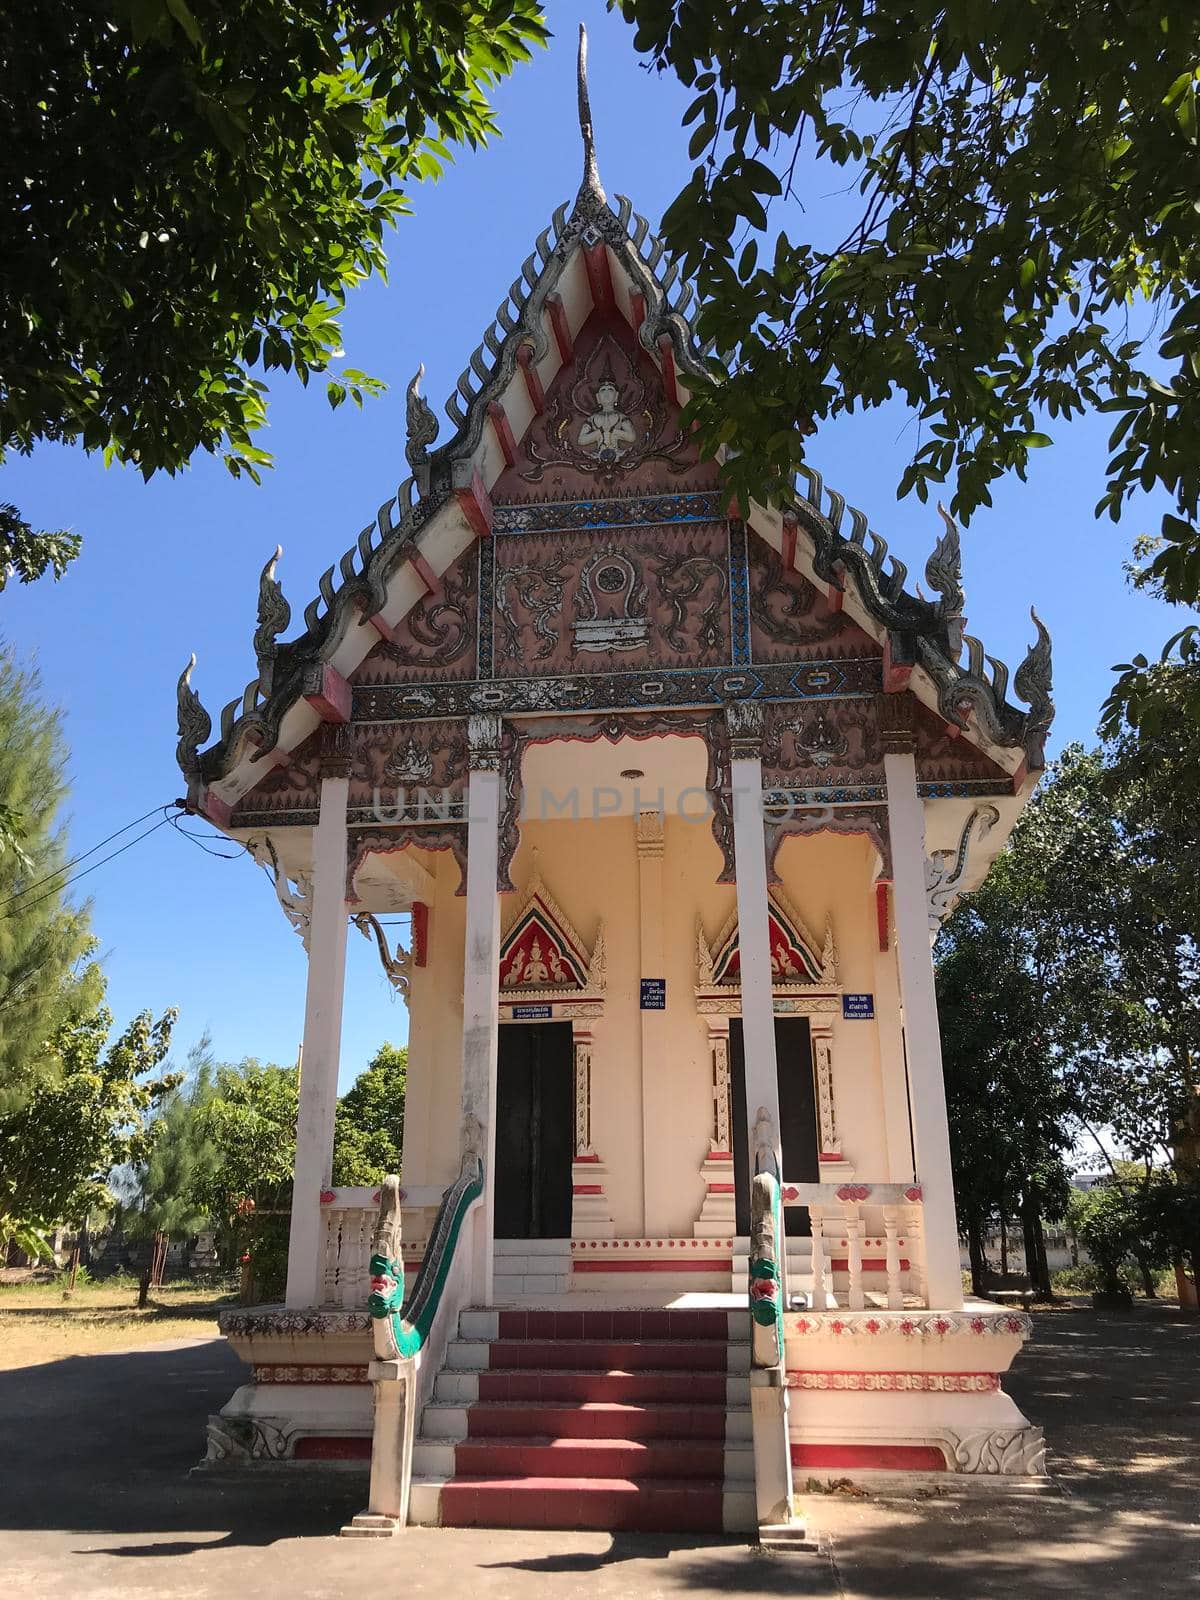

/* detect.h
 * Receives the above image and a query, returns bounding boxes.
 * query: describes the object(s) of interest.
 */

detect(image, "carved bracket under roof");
[499,854,605,1006]
[696,889,837,1008]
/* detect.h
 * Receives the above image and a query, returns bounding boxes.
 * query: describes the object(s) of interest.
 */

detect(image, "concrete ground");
[0,1305,1196,1599]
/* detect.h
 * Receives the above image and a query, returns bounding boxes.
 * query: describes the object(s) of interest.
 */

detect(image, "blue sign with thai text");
[511,1003,552,1020]
[842,993,875,1020]
[640,978,666,1010]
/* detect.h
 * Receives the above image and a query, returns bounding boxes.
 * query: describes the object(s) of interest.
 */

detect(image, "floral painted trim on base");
[219,1308,372,1340]
[786,1370,1000,1393]
[787,1309,1032,1340]
[253,1364,370,1385]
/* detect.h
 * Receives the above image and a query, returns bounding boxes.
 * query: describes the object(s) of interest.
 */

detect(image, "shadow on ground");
[0,1306,1196,1598]
[0,1338,362,1546]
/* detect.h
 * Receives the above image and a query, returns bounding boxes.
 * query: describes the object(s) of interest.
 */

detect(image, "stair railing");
[782,1181,927,1309]
[748,1160,794,1528]
[343,1157,484,1536]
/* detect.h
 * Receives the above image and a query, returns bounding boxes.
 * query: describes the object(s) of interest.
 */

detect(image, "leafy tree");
[0,1001,177,1258]
[194,1058,298,1229]
[332,1041,406,1185]
[0,505,81,593]
[0,1,547,520]
[938,747,1124,1296]
[124,1034,218,1245]
[1068,1182,1141,1302]
[0,649,103,1112]
[618,2,1200,726]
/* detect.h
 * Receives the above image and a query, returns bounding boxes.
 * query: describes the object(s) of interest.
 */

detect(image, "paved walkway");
[0,1307,1196,1598]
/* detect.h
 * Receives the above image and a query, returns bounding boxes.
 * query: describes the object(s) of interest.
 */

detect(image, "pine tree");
[0,648,102,1113]
[127,1034,219,1245]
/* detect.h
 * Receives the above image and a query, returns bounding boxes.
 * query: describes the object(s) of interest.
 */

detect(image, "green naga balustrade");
[748,1167,795,1528]
[343,1156,484,1536]
[368,1160,484,1360]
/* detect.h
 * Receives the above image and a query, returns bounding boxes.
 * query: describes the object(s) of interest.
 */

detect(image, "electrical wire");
[0,813,175,917]
[166,809,249,861]
[0,802,167,911]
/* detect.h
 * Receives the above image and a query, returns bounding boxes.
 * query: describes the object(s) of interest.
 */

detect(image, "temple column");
[285,740,351,1309]
[637,808,664,1236]
[881,697,963,1310]
[726,703,784,1190]
[461,715,502,1306]
[873,882,916,1184]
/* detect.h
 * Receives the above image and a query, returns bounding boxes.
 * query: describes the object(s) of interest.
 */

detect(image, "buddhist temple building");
[177,28,1052,1536]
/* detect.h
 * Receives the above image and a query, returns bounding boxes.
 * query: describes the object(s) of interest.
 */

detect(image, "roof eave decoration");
[180,27,1053,799]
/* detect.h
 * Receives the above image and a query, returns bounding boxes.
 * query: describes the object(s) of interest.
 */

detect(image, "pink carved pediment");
[499,862,604,996]
[697,891,837,993]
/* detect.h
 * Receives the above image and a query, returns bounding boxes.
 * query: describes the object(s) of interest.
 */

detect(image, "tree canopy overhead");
[618,1,1200,727]
[0,1,547,493]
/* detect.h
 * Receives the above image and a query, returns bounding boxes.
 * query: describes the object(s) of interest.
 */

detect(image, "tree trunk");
[1000,1215,1009,1278]
[1134,1250,1157,1298]
[1021,1189,1053,1300]
[966,1216,987,1297]
[137,1264,151,1309]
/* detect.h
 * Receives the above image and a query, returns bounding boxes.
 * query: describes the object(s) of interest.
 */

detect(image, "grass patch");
[0,1277,238,1370]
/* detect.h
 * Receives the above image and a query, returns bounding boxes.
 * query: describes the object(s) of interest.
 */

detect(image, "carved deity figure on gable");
[577,374,637,465]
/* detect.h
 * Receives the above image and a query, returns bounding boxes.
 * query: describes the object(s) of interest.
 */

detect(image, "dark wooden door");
[730,1016,820,1236]
[494,1021,574,1240]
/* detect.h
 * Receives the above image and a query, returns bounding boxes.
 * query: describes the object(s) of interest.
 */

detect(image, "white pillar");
[285,765,350,1308]
[461,716,502,1306]
[883,736,964,1310]
[637,808,664,1236]
[873,887,916,1183]
[726,704,784,1190]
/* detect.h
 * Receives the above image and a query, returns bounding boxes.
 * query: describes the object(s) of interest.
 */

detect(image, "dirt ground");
[0,1276,232,1369]
[0,1303,1195,1599]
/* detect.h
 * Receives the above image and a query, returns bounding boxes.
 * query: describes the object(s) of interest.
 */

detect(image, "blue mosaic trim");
[354,657,881,724]
[491,491,722,536]
[728,520,751,666]
[476,538,495,679]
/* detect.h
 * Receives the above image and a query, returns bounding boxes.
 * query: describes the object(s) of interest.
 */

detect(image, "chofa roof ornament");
[1014,607,1054,738]
[253,545,291,695]
[924,504,966,656]
[405,363,439,476]
[176,654,211,783]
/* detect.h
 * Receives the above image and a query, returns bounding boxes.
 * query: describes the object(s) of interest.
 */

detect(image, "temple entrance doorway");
[730,1016,820,1237]
[494,1021,574,1240]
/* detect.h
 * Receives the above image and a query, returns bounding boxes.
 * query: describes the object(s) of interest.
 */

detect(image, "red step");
[465,1399,728,1441]
[488,1338,729,1371]
[440,1474,727,1533]
[453,1436,726,1480]
[418,1306,746,1533]
[496,1308,732,1340]
[476,1367,729,1404]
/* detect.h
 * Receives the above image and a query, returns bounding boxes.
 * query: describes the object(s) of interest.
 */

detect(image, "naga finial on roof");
[405,363,439,472]
[1014,607,1054,739]
[176,653,211,782]
[254,545,291,693]
[925,503,966,655]
[573,23,607,221]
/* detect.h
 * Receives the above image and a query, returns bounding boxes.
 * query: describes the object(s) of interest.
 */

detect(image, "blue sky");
[0,3,1182,1090]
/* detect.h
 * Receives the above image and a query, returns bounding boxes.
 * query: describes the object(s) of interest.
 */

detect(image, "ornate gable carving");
[500,858,605,1000]
[697,891,837,999]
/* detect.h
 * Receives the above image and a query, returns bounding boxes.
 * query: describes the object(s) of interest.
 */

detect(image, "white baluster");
[809,1204,829,1310]
[907,1204,930,1307]
[354,1209,372,1305]
[321,1208,339,1306]
[883,1206,903,1310]
[845,1203,865,1311]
